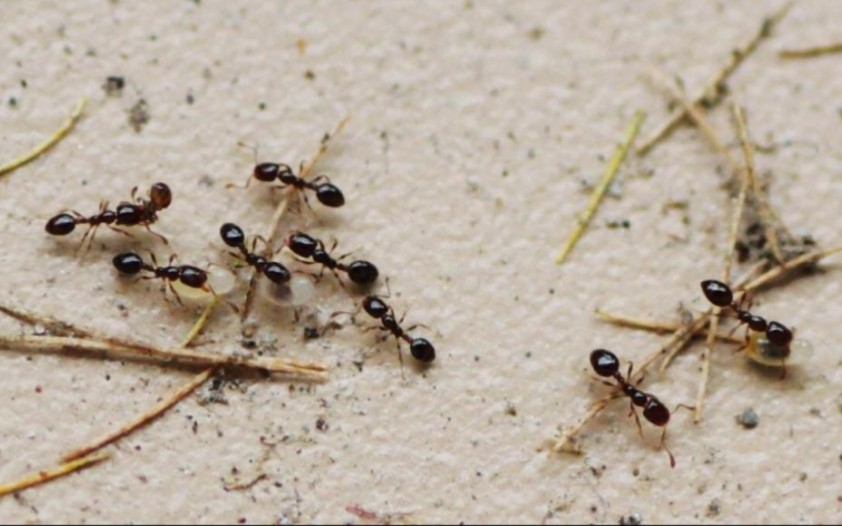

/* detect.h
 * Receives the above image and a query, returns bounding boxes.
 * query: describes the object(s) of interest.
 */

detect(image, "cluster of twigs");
[552,4,842,457]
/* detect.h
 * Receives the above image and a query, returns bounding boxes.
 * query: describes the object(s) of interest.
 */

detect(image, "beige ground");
[1,0,841,523]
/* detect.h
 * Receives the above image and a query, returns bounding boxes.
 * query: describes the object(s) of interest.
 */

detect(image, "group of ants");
[44,160,436,366]
[590,279,795,467]
[44,156,801,468]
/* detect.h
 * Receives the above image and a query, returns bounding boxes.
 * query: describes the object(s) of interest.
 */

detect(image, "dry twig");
[0,452,109,498]
[779,42,842,59]
[637,3,793,155]
[555,110,645,264]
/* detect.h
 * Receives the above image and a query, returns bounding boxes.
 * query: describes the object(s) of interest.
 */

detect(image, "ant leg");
[167,281,185,307]
[310,174,332,185]
[130,186,139,203]
[144,224,170,245]
[395,339,406,380]
[106,225,134,238]
[332,269,346,290]
[780,358,787,380]
[659,426,677,469]
[671,403,695,415]
[629,403,644,439]
[78,224,100,255]
[225,178,253,190]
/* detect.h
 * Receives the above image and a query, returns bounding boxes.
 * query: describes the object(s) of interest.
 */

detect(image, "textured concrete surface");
[1,0,841,523]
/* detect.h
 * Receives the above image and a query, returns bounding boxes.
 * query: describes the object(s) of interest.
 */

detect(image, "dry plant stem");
[552,394,619,453]
[179,297,220,348]
[594,308,742,343]
[0,97,87,177]
[61,369,214,462]
[645,66,741,175]
[0,304,95,338]
[0,335,327,377]
[241,116,349,321]
[779,42,842,59]
[636,3,793,156]
[0,451,109,498]
[693,103,753,422]
[555,110,645,264]
[733,104,784,263]
[743,244,842,291]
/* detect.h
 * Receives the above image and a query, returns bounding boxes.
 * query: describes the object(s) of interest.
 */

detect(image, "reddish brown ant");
[590,349,691,468]
[112,251,214,306]
[46,182,172,249]
[700,279,794,350]
[231,144,344,208]
[286,232,378,286]
[219,222,292,284]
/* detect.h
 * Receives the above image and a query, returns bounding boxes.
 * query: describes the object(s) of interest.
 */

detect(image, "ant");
[700,279,794,350]
[46,182,172,248]
[287,232,379,286]
[360,295,435,365]
[590,349,690,468]
[112,251,213,305]
[219,222,291,284]
[231,145,345,208]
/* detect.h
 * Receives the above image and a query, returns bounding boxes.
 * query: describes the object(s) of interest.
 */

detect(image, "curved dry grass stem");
[555,110,645,264]
[0,97,87,177]
[0,451,109,498]
[779,42,842,59]
[637,3,793,156]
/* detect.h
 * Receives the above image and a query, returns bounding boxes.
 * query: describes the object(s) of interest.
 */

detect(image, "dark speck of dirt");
[706,499,721,517]
[736,408,759,429]
[619,512,642,525]
[186,92,195,105]
[129,98,150,132]
[258,102,267,111]
[304,327,319,340]
[8,96,18,108]
[304,70,315,80]
[35,386,42,394]
[315,418,329,432]
[103,76,125,96]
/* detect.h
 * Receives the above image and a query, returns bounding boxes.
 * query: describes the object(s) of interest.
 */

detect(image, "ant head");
[766,321,793,347]
[263,262,291,284]
[362,296,389,319]
[642,398,670,426]
[254,163,281,182]
[220,222,246,248]
[149,183,172,209]
[315,183,345,207]
[113,252,145,275]
[701,279,733,307]
[346,260,379,286]
[590,349,620,377]
[288,232,318,258]
[45,213,77,236]
[410,338,436,363]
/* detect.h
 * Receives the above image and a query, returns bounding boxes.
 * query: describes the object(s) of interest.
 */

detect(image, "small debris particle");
[799,472,808,482]
[632,468,639,477]
[808,407,822,417]
[528,26,545,41]
[304,70,315,80]
[8,96,18,108]
[504,401,517,417]
[315,418,329,432]
[303,327,319,340]
[35,386,42,394]
[33,324,47,336]
[549,288,555,294]
[258,102,267,111]
[186,92,195,105]
[706,499,721,517]
[525,351,532,358]
[607,219,631,229]
[736,408,759,429]
[20,79,28,88]
[128,98,150,132]
[619,512,642,525]
[296,38,308,55]
[103,76,125,96]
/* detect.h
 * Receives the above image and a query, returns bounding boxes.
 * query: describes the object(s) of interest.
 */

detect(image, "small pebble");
[619,512,642,525]
[736,408,759,429]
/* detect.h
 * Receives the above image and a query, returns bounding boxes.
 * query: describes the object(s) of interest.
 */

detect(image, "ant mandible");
[361,295,435,364]
[700,280,794,349]
[219,222,292,284]
[287,232,379,286]
[46,182,172,248]
[590,349,691,468]
[112,251,213,305]
[231,145,345,208]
